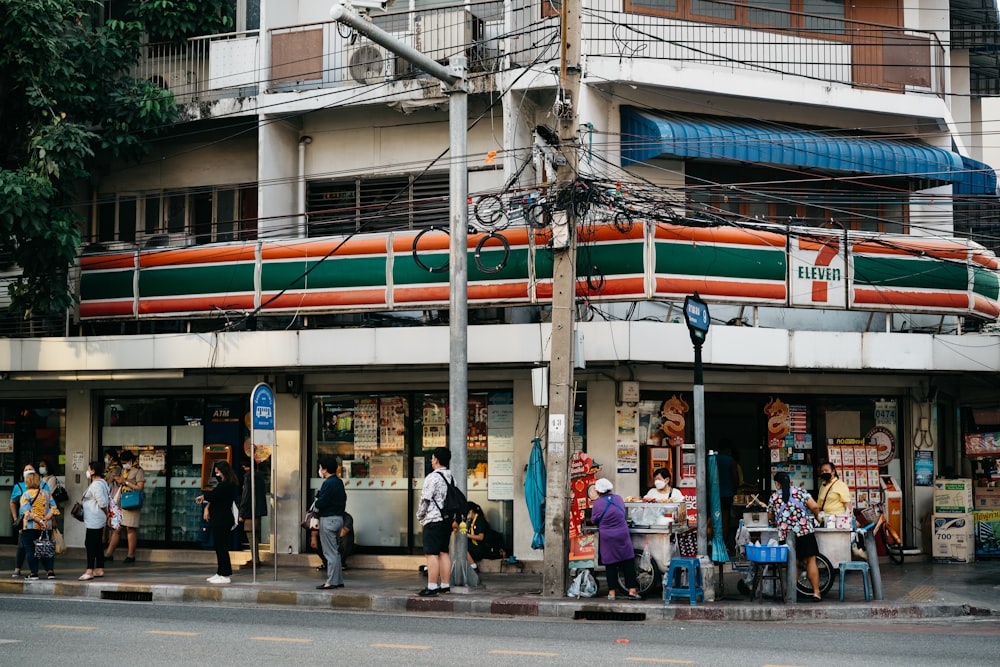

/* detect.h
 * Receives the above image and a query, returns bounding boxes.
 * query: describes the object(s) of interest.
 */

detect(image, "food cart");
[624,500,689,594]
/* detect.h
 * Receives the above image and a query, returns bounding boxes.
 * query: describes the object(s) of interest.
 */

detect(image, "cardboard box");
[975,494,1000,509]
[973,510,1000,557]
[933,513,976,563]
[934,478,974,514]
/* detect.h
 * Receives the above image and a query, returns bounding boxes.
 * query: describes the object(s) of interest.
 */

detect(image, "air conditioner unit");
[147,60,199,100]
[347,40,394,85]
[416,9,484,63]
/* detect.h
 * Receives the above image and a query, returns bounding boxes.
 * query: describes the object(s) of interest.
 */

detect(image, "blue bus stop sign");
[683,292,711,344]
[250,383,276,446]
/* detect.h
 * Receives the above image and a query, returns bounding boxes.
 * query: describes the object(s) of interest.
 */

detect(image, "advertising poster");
[568,452,599,568]
[914,450,934,486]
[615,407,639,473]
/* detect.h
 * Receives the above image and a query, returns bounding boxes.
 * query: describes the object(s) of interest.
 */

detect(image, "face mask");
[86,470,92,479]
[820,473,833,482]
[123,463,131,471]
[39,467,47,475]
[654,479,667,490]
[104,457,110,465]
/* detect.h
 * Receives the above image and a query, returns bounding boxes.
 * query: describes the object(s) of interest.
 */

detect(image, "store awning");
[621,107,980,187]
[955,155,999,197]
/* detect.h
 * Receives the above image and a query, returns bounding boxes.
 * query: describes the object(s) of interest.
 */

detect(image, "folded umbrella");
[525,437,546,549]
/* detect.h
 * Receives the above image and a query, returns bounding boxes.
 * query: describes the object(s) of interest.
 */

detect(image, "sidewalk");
[1,547,997,622]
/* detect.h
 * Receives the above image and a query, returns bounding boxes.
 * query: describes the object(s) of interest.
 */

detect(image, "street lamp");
[683,292,710,557]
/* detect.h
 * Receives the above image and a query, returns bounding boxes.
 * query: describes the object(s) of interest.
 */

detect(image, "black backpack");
[434,470,467,524]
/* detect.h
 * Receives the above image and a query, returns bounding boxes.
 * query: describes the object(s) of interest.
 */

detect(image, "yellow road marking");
[371,643,431,650]
[490,650,559,657]
[44,625,96,630]
[146,630,200,637]
[626,659,696,664]
[251,636,313,644]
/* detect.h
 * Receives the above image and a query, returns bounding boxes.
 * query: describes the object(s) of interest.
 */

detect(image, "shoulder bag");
[120,488,145,510]
[301,500,319,531]
[34,530,55,560]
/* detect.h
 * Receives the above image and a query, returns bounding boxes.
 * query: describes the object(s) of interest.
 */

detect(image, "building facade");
[3,0,1000,566]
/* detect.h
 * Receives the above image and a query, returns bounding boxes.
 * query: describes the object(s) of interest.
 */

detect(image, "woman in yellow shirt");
[817,462,852,518]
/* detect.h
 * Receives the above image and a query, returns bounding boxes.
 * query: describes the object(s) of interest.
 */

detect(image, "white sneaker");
[214,576,231,584]
[207,575,221,583]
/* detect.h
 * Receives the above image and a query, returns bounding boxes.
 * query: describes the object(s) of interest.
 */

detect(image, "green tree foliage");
[131,0,234,44]
[0,1,177,320]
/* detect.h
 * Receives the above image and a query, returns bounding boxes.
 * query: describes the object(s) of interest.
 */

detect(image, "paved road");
[2,596,999,666]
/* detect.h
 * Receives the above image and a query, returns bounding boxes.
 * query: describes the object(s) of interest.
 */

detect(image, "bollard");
[864,529,884,600]
[785,533,797,603]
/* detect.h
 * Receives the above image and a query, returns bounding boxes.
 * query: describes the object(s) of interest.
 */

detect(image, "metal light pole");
[329,2,476,587]
[683,293,710,556]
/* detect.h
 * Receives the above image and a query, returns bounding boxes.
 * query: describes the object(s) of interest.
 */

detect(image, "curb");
[2,579,991,622]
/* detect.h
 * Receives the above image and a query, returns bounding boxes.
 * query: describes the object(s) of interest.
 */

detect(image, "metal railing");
[583,0,946,95]
[132,30,261,105]
[130,2,945,103]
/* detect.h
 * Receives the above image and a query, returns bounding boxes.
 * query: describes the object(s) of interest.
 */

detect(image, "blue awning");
[955,155,999,197]
[620,107,986,189]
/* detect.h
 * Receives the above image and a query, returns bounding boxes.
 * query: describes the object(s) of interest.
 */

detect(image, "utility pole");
[541,0,581,597]
[329,2,476,587]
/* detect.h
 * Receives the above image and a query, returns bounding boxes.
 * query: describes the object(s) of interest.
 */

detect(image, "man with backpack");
[416,446,460,597]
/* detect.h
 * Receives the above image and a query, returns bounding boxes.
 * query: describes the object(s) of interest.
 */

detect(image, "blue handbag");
[120,489,145,510]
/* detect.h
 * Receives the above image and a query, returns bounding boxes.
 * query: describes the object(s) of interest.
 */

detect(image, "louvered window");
[307,173,449,237]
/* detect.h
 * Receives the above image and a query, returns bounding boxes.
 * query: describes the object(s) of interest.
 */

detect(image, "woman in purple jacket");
[591,478,641,600]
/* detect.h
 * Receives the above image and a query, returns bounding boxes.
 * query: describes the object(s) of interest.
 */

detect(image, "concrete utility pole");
[329,2,476,587]
[541,0,581,598]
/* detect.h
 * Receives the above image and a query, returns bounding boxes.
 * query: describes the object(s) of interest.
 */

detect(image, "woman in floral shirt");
[767,471,823,601]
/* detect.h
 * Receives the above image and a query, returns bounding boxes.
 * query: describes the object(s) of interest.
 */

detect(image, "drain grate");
[101,590,154,602]
[574,610,646,622]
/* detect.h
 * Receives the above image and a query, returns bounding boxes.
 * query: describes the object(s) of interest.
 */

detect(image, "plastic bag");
[52,527,66,555]
[639,542,652,572]
[567,570,584,597]
[567,569,598,598]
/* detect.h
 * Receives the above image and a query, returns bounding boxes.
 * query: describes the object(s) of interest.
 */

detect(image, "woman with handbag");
[17,471,56,581]
[105,450,144,564]
[80,460,110,581]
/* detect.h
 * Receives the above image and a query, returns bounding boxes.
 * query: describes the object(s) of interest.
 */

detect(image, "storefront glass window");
[0,400,66,543]
[100,395,255,547]
[309,390,515,555]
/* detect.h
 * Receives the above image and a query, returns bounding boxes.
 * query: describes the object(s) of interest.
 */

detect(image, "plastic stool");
[663,557,704,605]
[750,562,786,603]
[838,561,871,601]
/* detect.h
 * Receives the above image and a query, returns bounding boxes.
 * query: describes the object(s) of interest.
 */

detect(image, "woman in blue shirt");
[18,471,56,580]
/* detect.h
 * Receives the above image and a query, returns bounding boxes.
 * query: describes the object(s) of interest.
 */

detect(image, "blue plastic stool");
[663,557,704,605]
[838,561,871,601]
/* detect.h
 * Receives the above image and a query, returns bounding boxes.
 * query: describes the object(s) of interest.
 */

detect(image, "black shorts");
[793,532,819,559]
[422,520,453,555]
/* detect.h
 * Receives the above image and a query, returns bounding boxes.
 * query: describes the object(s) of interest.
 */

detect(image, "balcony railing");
[584,0,946,95]
[132,3,946,104]
[267,1,558,92]
[133,30,261,105]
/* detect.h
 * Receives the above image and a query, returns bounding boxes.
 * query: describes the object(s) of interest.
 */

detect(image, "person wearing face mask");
[195,461,240,584]
[644,468,684,502]
[817,461,851,522]
[105,450,144,563]
[79,461,110,581]
[9,464,50,578]
[313,455,347,590]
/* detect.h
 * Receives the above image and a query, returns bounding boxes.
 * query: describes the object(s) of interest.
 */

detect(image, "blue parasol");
[708,452,730,562]
[525,437,546,549]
